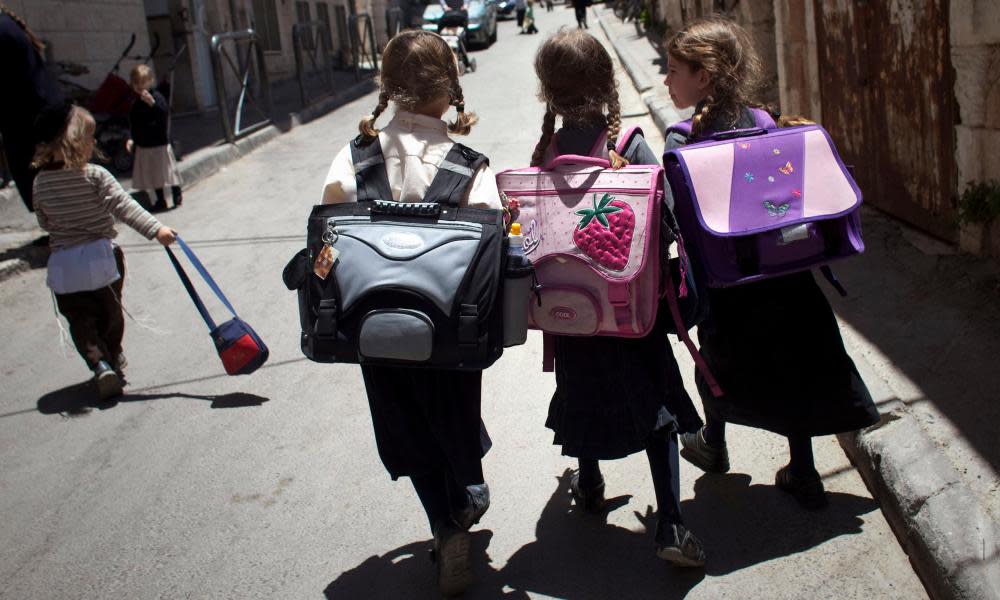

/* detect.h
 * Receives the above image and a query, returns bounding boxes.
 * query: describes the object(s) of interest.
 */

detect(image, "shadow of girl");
[36,381,268,415]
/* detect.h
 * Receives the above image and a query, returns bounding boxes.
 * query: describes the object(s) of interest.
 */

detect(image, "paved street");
[0,9,927,599]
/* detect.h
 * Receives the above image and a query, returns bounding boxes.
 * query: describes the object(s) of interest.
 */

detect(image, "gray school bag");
[283,136,507,369]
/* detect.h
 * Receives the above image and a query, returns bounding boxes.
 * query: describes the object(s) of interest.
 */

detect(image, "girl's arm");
[463,164,503,210]
[320,144,357,204]
[90,166,163,240]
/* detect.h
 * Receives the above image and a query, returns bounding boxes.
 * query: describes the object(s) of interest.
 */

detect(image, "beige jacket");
[320,110,502,210]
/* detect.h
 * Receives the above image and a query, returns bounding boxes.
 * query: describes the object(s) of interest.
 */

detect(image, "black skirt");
[695,271,879,437]
[360,365,491,483]
[546,303,704,460]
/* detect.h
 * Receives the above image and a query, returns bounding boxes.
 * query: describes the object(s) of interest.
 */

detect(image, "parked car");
[494,0,517,19]
[421,0,498,47]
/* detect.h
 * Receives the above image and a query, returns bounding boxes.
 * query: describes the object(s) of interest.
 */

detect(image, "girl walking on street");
[662,16,878,509]
[126,64,182,212]
[530,29,707,567]
[32,103,177,400]
[320,30,502,597]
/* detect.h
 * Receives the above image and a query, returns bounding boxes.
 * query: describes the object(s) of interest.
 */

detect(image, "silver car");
[421,0,498,46]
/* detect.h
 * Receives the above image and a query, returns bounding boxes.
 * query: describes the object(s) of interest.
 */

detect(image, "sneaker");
[453,483,490,531]
[93,360,123,401]
[655,522,706,568]
[680,427,730,474]
[775,465,828,510]
[569,470,605,513]
[431,521,475,597]
[111,354,128,374]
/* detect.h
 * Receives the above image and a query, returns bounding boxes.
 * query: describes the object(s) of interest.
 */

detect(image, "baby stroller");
[438,10,476,73]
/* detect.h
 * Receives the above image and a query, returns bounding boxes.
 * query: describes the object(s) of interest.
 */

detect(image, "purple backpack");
[663,110,864,289]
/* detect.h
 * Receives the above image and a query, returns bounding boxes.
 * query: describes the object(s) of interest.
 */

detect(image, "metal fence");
[209,29,274,144]
[348,13,380,81]
[292,21,335,107]
[385,7,403,40]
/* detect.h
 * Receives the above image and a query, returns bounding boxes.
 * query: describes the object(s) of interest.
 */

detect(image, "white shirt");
[320,110,502,210]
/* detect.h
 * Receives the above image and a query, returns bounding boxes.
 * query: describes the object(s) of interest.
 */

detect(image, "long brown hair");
[666,15,763,137]
[531,29,628,169]
[1,4,44,54]
[358,30,477,139]
[32,106,100,170]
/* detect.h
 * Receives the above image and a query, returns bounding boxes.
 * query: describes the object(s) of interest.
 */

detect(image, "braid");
[1,4,44,54]
[530,108,557,167]
[358,91,389,140]
[605,93,629,170]
[689,95,714,137]
[447,79,478,135]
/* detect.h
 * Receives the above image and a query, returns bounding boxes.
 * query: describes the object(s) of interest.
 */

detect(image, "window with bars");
[251,0,282,51]
[316,2,335,54]
[295,1,315,50]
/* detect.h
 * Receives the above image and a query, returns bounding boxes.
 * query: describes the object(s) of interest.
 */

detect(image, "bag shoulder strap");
[424,142,489,206]
[165,237,238,332]
[665,118,693,140]
[350,135,394,202]
[748,107,777,129]
[615,125,643,156]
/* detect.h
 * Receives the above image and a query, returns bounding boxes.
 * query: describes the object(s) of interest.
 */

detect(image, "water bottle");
[502,223,533,347]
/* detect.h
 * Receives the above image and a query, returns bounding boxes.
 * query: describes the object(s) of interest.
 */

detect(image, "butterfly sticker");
[744,172,755,182]
[778,161,794,176]
[772,148,781,155]
[764,200,790,217]
[791,189,802,198]
[738,143,751,150]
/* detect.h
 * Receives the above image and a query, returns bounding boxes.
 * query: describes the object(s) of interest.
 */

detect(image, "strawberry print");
[572,193,634,271]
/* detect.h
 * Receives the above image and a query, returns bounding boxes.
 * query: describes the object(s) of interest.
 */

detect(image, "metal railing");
[348,13,380,81]
[292,21,335,107]
[209,29,274,144]
[385,7,403,40]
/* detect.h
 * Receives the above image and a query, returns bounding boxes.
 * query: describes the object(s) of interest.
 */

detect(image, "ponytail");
[447,79,478,136]
[358,91,389,140]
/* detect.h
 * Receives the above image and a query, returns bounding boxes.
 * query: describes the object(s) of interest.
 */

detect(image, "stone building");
[654,0,1000,257]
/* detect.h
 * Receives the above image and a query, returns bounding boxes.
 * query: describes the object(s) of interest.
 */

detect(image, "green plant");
[958,180,1000,225]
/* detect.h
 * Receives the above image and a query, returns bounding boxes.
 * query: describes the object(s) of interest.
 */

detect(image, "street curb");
[0,258,29,282]
[177,78,376,190]
[598,11,1000,600]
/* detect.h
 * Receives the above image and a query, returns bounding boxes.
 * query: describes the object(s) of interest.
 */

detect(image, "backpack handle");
[542,154,611,170]
[707,127,768,141]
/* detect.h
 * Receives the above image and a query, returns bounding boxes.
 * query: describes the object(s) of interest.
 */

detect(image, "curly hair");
[358,30,477,139]
[531,29,628,169]
[666,15,764,137]
[32,105,101,170]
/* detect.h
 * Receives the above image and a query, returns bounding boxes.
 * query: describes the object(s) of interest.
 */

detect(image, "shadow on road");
[36,381,268,415]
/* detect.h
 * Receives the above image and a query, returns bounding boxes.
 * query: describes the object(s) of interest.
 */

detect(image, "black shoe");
[680,427,730,473]
[93,360,123,400]
[150,201,168,213]
[570,470,605,513]
[655,521,706,568]
[775,465,828,510]
[453,483,490,531]
[431,521,475,597]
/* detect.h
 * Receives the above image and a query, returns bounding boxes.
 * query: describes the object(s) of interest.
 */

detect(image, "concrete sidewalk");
[595,6,1000,600]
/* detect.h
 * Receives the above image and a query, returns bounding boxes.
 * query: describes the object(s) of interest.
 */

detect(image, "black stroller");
[438,10,476,73]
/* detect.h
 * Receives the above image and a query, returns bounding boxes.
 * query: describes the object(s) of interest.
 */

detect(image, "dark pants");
[574,4,587,27]
[54,246,126,369]
[516,8,526,26]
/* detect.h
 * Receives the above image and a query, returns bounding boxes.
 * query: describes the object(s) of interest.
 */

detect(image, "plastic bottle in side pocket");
[503,223,534,347]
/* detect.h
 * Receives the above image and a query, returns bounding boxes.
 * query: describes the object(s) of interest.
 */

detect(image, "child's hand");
[126,139,134,153]
[140,90,155,106]
[155,226,177,246]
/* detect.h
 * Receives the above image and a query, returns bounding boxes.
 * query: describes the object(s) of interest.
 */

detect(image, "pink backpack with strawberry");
[496,127,664,342]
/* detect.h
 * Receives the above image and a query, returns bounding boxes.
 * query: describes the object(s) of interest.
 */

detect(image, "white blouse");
[320,110,502,210]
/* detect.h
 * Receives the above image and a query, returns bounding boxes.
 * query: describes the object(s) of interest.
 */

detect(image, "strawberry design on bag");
[572,193,635,271]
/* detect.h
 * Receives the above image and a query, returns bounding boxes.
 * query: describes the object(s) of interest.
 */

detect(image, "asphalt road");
[0,9,927,599]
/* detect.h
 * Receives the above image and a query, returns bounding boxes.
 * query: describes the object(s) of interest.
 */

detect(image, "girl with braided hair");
[530,28,707,567]
[319,30,501,597]
[663,16,877,510]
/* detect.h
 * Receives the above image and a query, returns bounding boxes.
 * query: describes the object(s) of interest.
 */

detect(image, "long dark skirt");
[694,271,879,437]
[546,303,704,460]
[361,365,491,484]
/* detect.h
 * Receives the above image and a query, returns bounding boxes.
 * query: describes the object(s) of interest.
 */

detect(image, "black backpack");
[283,136,507,369]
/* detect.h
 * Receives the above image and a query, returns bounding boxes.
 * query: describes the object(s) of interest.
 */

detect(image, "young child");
[32,103,177,399]
[320,30,501,597]
[126,64,182,212]
[530,29,707,567]
[522,0,539,34]
[662,16,879,509]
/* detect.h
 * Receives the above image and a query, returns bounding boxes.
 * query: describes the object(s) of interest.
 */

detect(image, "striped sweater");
[33,164,163,249]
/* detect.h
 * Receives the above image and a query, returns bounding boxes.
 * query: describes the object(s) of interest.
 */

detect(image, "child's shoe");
[569,470,605,513]
[775,465,828,510]
[680,427,730,473]
[93,360,124,400]
[453,483,490,531]
[431,521,475,597]
[655,521,706,568]
[112,353,128,374]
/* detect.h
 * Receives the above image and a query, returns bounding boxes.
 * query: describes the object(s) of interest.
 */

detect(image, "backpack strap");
[665,118,694,140]
[614,125,643,156]
[350,135,394,202]
[661,260,724,398]
[165,236,240,332]
[748,107,777,129]
[424,142,489,207]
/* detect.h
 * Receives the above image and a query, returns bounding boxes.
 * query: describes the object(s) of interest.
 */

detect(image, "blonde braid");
[530,108,557,167]
[358,91,390,140]
[606,93,629,170]
[447,79,478,135]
